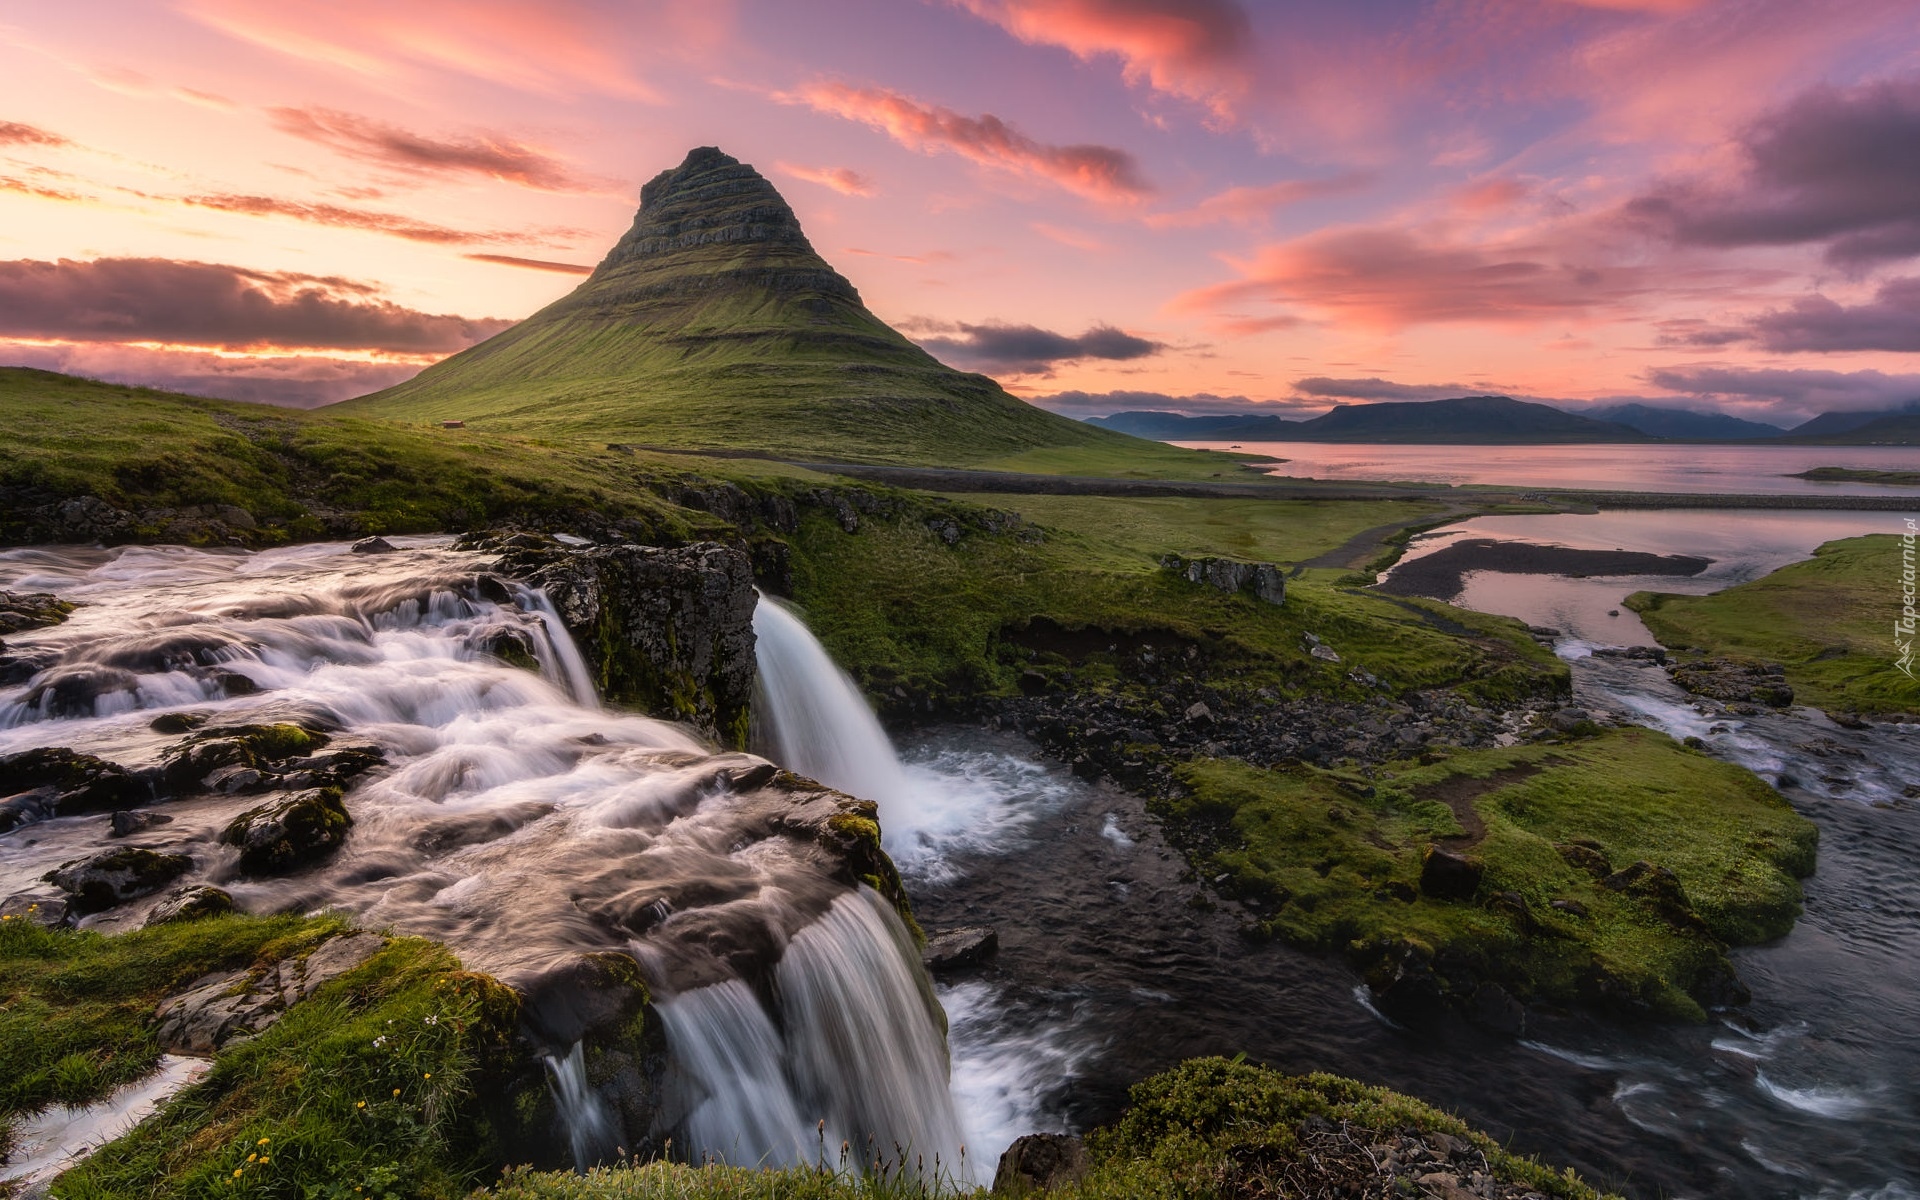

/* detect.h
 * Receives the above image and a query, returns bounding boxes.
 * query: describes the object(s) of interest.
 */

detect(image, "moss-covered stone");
[219,786,352,875]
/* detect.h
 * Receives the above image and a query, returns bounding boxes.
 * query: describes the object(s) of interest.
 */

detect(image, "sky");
[2,0,1919,428]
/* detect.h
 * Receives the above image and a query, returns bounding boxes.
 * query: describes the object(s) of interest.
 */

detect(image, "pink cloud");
[952,0,1253,121]
[792,81,1151,202]
[269,107,599,192]
[776,162,878,197]
[180,0,728,100]
[1144,172,1373,229]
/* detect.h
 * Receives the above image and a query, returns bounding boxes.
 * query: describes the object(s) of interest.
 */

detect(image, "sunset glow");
[2,0,1916,419]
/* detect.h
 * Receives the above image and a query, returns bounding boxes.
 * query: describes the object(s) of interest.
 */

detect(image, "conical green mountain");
[337,147,1136,466]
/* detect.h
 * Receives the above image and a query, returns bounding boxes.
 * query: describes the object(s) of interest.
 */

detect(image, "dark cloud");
[1626,75,1920,268]
[913,321,1164,374]
[1648,365,1920,409]
[0,258,512,353]
[0,341,419,408]
[463,253,594,275]
[269,107,594,191]
[1653,319,1754,347]
[1746,277,1920,352]
[1291,376,1472,401]
[0,121,68,148]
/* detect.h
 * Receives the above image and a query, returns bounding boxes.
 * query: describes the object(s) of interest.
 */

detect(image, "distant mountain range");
[1089,397,1920,445]
[1092,396,1648,444]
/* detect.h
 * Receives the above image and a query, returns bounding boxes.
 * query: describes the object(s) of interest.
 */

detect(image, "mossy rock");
[219,787,351,874]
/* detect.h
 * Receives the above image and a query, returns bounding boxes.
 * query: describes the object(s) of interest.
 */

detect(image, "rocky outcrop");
[0,746,146,831]
[923,927,998,974]
[488,537,757,746]
[155,932,385,1054]
[0,590,74,635]
[146,884,236,926]
[1668,657,1794,708]
[220,787,353,874]
[45,846,193,912]
[1160,554,1286,605]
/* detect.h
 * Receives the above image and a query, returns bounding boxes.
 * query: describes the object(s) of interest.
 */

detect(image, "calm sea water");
[1175,442,1920,495]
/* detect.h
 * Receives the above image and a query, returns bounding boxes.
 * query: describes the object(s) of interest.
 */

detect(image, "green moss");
[1627,535,1920,714]
[1170,727,1815,1020]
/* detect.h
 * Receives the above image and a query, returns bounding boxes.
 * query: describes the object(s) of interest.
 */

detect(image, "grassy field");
[1790,467,1920,486]
[1627,535,1920,715]
[1170,727,1817,1021]
[1,914,527,1198]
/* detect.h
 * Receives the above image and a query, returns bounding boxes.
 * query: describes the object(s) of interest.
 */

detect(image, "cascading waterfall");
[657,889,967,1177]
[543,1043,620,1169]
[0,540,973,1182]
[750,597,922,839]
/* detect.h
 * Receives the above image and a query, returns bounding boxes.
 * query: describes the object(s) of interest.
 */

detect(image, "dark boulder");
[110,809,175,837]
[0,747,145,831]
[922,927,998,974]
[159,723,332,791]
[1669,657,1794,707]
[993,1133,1088,1197]
[220,787,352,874]
[146,884,235,926]
[1160,554,1286,606]
[0,590,75,635]
[46,847,193,912]
[351,536,397,554]
[1419,845,1485,901]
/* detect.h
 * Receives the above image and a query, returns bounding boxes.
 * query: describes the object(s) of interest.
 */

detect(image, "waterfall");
[543,1042,620,1170]
[657,889,968,1180]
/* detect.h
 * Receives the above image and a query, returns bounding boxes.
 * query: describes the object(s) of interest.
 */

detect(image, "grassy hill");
[335,147,1176,469]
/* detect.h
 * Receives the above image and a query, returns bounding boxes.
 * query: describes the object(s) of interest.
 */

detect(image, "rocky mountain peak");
[599,146,817,271]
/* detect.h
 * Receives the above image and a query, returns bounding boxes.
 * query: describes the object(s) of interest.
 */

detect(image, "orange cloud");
[0,121,69,148]
[463,253,594,275]
[776,162,877,197]
[792,81,1150,202]
[952,0,1253,121]
[180,0,717,100]
[1145,172,1373,229]
[178,191,573,247]
[270,107,599,192]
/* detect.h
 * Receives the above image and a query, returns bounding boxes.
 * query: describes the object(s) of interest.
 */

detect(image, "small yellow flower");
[423,1073,431,1080]
[247,1153,257,1162]
[233,1168,244,1177]
[392,1087,401,1096]
[257,1137,270,1146]
[259,1156,270,1164]
[356,1100,366,1109]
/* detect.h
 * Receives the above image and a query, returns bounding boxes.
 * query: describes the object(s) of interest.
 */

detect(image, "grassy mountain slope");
[1288,396,1649,443]
[335,148,1167,469]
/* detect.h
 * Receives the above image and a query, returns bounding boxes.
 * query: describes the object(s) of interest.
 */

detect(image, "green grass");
[477,1058,1611,1200]
[1790,467,1920,486]
[2,915,526,1200]
[784,497,1560,711]
[1627,535,1920,714]
[1167,726,1816,1021]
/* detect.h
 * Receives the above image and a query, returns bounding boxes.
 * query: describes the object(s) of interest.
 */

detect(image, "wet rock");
[478,625,541,670]
[922,927,998,974]
[149,711,210,735]
[1466,981,1526,1036]
[0,891,74,928]
[0,746,145,830]
[1592,645,1666,664]
[45,847,193,913]
[110,809,174,837]
[155,932,385,1054]
[220,787,352,874]
[1669,657,1794,707]
[0,590,75,635]
[993,1133,1088,1197]
[351,535,397,554]
[1160,554,1286,605]
[504,542,758,746]
[146,884,235,926]
[1419,846,1484,901]
[18,664,140,719]
[159,722,331,791]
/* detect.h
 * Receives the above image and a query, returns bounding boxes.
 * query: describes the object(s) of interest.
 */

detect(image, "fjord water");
[1180,441,1920,495]
[0,540,966,1176]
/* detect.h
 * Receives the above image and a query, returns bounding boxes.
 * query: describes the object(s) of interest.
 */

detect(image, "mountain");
[1783,405,1920,439]
[1588,404,1783,440]
[335,148,1140,467]
[1286,396,1648,443]
[1087,411,1301,439]
[1782,412,1920,445]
